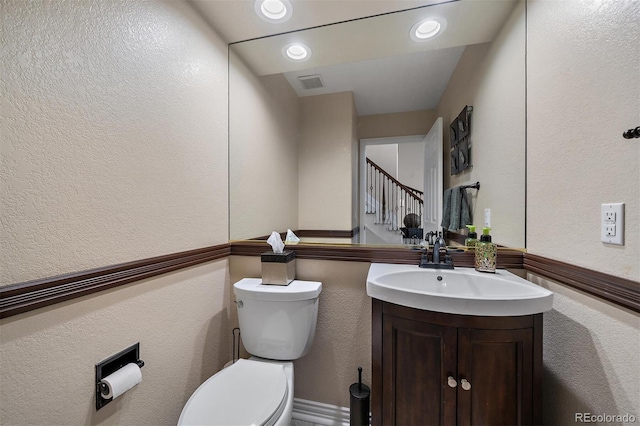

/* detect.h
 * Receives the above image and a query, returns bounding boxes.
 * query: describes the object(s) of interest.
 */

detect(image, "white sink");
[366,263,553,316]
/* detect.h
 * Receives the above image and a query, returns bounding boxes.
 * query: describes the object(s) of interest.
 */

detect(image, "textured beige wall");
[229,256,371,408]
[358,109,436,140]
[436,0,526,248]
[527,0,640,422]
[529,273,639,425]
[1,261,231,426]
[1,0,229,284]
[0,1,231,424]
[298,92,357,230]
[527,0,639,280]
[229,56,300,240]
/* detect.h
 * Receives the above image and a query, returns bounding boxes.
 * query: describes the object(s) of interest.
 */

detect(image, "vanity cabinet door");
[382,315,457,426]
[372,300,542,426]
[456,328,534,426]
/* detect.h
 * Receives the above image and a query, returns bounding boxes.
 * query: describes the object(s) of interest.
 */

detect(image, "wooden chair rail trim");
[0,244,230,318]
[2,242,637,318]
[524,253,640,313]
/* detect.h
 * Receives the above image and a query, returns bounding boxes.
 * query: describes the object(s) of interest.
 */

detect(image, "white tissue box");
[261,251,296,285]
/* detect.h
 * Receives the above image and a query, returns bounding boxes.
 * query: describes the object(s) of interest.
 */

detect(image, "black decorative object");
[623,126,640,139]
[457,137,470,172]
[449,118,459,146]
[457,106,471,140]
[450,145,459,174]
[450,105,473,175]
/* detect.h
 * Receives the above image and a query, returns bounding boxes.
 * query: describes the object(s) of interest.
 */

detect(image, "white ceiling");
[283,46,465,115]
[189,0,446,44]
[191,0,518,116]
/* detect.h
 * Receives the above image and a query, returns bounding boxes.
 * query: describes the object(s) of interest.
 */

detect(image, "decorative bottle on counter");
[465,225,478,248]
[475,227,497,273]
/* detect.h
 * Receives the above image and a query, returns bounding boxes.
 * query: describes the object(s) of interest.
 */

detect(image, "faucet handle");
[418,248,431,267]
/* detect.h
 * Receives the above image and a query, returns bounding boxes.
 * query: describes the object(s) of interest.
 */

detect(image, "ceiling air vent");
[298,74,324,90]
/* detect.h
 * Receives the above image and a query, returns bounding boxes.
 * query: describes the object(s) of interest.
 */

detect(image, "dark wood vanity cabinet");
[371,299,543,426]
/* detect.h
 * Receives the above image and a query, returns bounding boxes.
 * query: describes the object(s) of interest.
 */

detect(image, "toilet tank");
[233,279,322,360]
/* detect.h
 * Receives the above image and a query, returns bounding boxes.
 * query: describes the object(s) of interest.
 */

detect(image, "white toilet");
[178,278,322,426]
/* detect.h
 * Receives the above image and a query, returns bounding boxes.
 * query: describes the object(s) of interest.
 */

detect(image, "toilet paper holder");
[95,342,145,410]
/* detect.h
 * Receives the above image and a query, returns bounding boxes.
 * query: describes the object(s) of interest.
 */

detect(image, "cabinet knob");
[447,376,457,388]
[461,378,471,391]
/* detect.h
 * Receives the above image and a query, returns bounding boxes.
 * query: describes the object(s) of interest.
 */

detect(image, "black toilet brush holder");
[349,367,370,426]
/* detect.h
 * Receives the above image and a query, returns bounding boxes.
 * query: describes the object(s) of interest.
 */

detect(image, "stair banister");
[365,158,423,241]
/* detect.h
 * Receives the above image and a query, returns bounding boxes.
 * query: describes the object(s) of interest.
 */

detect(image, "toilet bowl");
[178,279,321,426]
[178,358,293,426]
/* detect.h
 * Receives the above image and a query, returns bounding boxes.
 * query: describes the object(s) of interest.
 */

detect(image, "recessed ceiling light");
[283,43,311,62]
[410,18,446,42]
[255,0,293,23]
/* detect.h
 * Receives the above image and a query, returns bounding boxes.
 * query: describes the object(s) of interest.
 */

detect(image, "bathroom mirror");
[229,0,526,248]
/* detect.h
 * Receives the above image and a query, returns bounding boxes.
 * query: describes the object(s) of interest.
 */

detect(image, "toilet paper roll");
[100,363,142,399]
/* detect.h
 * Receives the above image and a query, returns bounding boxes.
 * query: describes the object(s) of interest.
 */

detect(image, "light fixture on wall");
[254,0,293,23]
[410,17,446,42]
[282,43,311,62]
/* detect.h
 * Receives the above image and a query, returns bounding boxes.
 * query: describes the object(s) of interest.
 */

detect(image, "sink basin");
[366,263,553,316]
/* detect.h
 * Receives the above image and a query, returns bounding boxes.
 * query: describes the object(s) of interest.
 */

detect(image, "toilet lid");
[178,359,288,426]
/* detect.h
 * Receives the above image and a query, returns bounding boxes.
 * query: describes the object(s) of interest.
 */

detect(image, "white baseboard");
[292,398,350,426]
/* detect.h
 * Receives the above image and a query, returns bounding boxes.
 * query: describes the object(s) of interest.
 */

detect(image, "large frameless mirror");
[229,0,526,249]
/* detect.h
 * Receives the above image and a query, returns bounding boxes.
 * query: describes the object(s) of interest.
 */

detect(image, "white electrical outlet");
[601,203,624,245]
[484,208,491,228]
[604,225,616,236]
